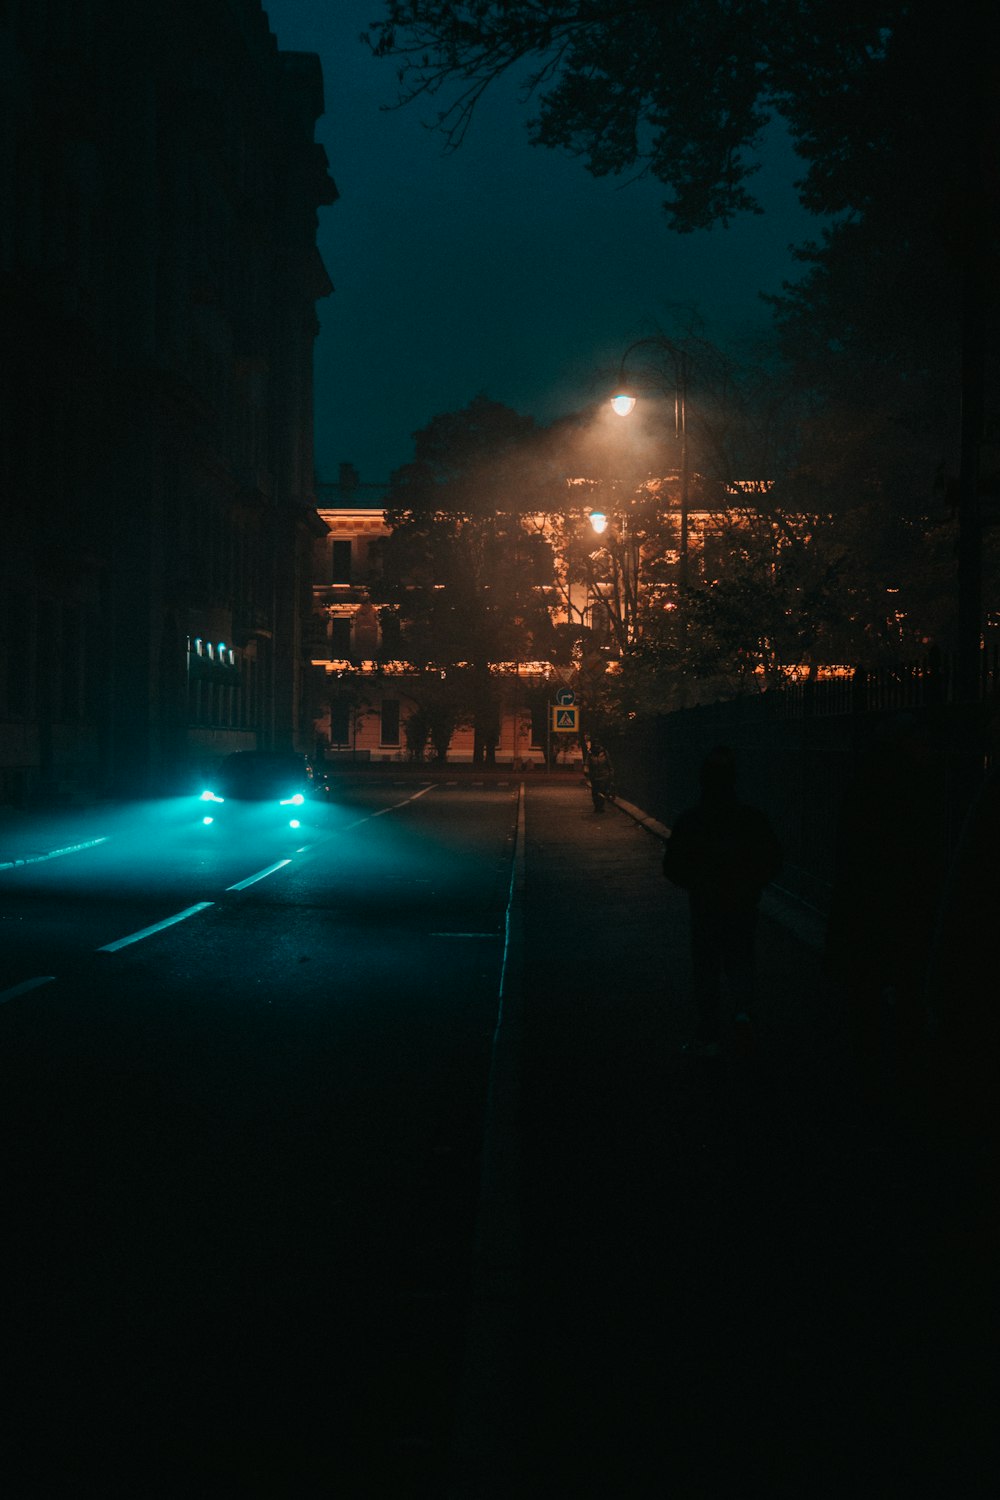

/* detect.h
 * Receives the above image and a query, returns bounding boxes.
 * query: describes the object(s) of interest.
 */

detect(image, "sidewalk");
[455,781,989,1499]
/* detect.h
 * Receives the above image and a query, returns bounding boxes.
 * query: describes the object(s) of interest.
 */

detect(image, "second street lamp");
[609,388,637,417]
[587,502,639,648]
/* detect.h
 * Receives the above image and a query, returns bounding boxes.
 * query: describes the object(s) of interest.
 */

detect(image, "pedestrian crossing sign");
[550,706,579,732]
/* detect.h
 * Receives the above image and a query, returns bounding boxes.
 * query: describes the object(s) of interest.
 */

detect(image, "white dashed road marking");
[0,975,57,1004]
[226,859,293,892]
[98,901,215,952]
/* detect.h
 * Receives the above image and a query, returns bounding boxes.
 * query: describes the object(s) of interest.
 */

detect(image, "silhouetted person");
[585,740,615,813]
[662,745,782,1057]
[825,714,943,1091]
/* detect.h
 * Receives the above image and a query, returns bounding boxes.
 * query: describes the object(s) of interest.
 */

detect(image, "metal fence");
[609,650,998,919]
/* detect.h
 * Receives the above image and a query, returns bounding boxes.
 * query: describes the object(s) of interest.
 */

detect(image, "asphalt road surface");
[1,779,520,1494]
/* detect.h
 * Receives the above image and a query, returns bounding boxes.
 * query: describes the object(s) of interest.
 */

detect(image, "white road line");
[394,784,435,807]
[0,975,57,1004]
[344,783,435,830]
[226,859,292,892]
[0,836,108,871]
[98,902,214,952]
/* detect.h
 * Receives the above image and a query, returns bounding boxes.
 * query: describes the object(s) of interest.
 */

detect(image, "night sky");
[263,1,819,485]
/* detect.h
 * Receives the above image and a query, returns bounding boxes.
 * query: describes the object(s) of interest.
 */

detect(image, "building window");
[380,699,400,746]
[332,540,352,585]
[329,617,352,657]
[379,607,401,657]
[330,699,350,744]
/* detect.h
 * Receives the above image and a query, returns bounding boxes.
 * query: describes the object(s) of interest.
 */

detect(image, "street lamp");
[610,337,691,589]
[587,502,639,647]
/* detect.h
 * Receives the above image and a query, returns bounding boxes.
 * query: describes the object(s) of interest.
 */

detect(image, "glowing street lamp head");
[589,509,609,535]
[610,391,636,416]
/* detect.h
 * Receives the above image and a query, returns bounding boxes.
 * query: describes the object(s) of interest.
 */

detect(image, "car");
[197,751,325,834]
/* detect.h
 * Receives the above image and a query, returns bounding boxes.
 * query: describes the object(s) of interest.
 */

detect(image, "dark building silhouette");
[0,0,337,800]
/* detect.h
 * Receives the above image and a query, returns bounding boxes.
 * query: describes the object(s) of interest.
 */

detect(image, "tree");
[366,3,984,235]
[544,326,964,706]
[373,395,563,761]
[400,670,465,761]
[369,3,999,687]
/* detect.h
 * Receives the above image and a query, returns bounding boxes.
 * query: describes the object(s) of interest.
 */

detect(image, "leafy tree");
[368,1,786,228]
[610,485,962,715]
[400,670,465,760]
[367,2,987,235]
[373,395,563,761]
[368,2,999,679]
[542,327,963,706]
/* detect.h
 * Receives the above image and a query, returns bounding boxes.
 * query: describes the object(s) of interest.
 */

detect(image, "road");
[1,777,521,1495]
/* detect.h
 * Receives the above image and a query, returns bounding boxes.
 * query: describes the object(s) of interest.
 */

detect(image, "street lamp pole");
[676,349,690,591]
[611,337,691,590]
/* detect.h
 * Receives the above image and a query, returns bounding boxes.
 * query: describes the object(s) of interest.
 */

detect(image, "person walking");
[584,740,615,813]
[662,745,782,1057]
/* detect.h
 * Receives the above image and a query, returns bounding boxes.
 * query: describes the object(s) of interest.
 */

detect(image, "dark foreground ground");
[467,783,998,1499]
[2,781,997,1497]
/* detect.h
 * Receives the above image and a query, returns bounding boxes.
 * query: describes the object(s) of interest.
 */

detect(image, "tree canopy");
[367,3,1000,681]
[366,1,990,235]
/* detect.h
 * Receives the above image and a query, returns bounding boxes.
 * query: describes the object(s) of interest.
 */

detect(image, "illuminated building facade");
[307,468,768,763]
